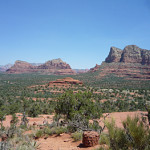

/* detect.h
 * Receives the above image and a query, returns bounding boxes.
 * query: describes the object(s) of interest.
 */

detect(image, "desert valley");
[0,45,150,149]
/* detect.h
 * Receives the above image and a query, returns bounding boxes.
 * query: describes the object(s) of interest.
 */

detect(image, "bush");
[99,133,110,146]
[89,120,103,133]
[105,116,150,150]
[35,126,68,138]
[71,132,82,141]
[55,90,101,121]
[43,127,52,135]
[35,129,44,138]
[55,127,68,135]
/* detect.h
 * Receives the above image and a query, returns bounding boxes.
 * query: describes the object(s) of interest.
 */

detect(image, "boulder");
[82,131,99,147]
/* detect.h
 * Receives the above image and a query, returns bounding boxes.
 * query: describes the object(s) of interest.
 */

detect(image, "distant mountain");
[0,64,13,72]
[90,45,150,80]
[73,69,89,74]
[6,58,75,75]
[31,63,43,66]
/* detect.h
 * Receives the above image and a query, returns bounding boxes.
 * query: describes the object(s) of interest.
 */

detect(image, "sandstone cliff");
[105,47,122,63]
[6,61,36,73]
[91,45,150,80]
[105,45,150,65]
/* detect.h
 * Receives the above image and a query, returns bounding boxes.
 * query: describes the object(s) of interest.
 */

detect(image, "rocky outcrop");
[105,47,122,63]
[141,49,150,65]
[121,45,142,63]
[48,77,83,85]
[6,59,75,75]
[91,45,150,80]
[105,45,150,65]
[6,61,36,73]
[37,58,71,70]
[90,64,101,72]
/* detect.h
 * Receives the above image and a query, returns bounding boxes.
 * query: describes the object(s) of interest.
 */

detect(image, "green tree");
[55,90,101,131]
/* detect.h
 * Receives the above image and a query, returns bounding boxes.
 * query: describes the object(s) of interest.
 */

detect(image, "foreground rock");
[82,131,100,147]
[6,58,75,75]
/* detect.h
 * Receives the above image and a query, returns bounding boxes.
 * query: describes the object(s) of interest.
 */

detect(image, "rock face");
[82,131,100,147]
[6,61,35,73]
[48,77,83,85]
[91,45,150,80]
[105,45,150,65]
[105,47,122,63]
[37,59,71,70]
[6,59,75,75]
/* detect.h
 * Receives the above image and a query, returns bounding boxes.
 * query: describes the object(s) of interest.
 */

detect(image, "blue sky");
[0,0,150,69]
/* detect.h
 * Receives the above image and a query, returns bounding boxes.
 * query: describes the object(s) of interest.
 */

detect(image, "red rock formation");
[98,62,150,80]
[48,77,83,85]
[37,58,71,70]
[6,60,36,74]
[105,47,122,63]
[105,45,150,65]
[91,45,150,80]
[90,64,101,72]
[6,59,75,75]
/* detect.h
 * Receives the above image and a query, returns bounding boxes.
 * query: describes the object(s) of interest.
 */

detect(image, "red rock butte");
[6,58,75,75]
[48,77,83,85]
[90,45,150,80]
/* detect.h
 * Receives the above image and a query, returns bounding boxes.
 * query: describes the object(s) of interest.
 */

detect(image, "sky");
[0,0,150,69]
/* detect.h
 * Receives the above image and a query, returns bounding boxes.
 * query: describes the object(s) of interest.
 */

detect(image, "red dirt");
[37,133,100,150]
[2,111,148,150]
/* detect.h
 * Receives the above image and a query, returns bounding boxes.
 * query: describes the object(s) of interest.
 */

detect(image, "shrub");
[35,129,44,138]
[55,127,68,135]
[35,126,68,138]
[55,90,101,121]
[99,133,110,146]
[89,120,103,133]
[105,116,150,150]
[71,132,82,141]
[43,127,52,135]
